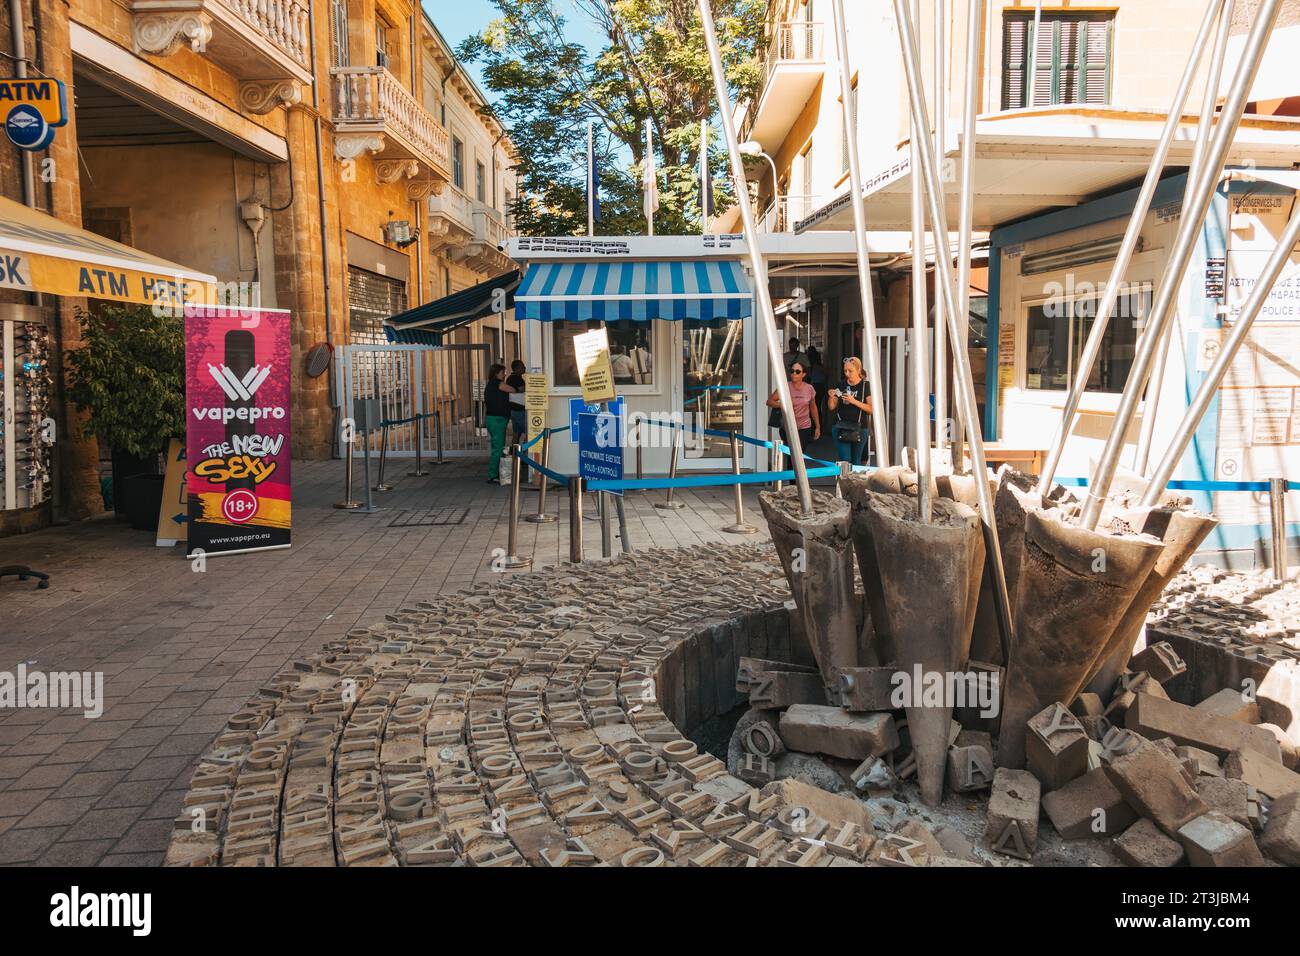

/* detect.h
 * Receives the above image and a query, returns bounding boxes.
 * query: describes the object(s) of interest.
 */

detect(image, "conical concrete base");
[863,491,984,806]
[759,488,857,696]
[997,509,1164,768]
[841,468,924,666]
[937,471,1000,667]
[1082,507,1218,700]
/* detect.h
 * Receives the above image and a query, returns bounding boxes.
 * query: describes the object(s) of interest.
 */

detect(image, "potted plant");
[65,304,185,531]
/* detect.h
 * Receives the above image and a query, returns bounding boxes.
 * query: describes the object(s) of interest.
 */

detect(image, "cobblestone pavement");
[0,457,776,866]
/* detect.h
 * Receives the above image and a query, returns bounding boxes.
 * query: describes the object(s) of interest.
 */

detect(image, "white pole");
[934,0,948,449]
[1133,0,1233,476]
[646,117,656,237]
[1079,0,1282,530]
[893,0,1015,658]
[588,120,595,238]
[700,119,710,233]
[1036,0,1225,497]
[1027,0,1043,107]
[909,0,932,521]
[1141,203,1300,507]
[697,0,813,514]
[953,0,984,468]
[830,0,890,467]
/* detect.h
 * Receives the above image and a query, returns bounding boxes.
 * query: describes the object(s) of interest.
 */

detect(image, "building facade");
[0,0,517,534]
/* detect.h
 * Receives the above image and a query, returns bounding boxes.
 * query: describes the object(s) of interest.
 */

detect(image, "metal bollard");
[772,436,785,492]
[722,430,757,535]
[524,431,557,523]
[632,418,644,494]
[615,493,632,554]
[1269,477,1289,580]
[599,491,613,558]
[373,423,394,491]
[499,444,533,570]
[435,410,446,465]
[568,476,585,563]
[334,435,361,510]
[349,427,382,514]
[409,414,429,477]
[654,430,686,510]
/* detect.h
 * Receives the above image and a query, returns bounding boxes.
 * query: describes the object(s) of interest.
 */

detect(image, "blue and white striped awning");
[515,260,753,322]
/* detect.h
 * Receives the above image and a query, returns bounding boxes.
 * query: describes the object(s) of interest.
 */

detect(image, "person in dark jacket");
[484,363,514,483]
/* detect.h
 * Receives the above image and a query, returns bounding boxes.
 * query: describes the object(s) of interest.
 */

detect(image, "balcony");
[742,21,825,150]
[330,66,452,196]
[451,204,514,274]
[129,0,312,112]
[755,195,823,234]
[427,187,475,251]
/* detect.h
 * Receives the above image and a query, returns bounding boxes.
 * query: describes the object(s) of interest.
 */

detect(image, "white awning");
[799,107,1300,233]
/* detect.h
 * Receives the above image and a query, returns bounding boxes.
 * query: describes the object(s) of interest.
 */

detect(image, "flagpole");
[587,120,595,238]
[646,118,655,237]
[700,119,711,234]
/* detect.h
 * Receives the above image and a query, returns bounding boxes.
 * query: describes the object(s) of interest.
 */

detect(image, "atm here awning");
[0,195,217,304]
[515,259,753,322]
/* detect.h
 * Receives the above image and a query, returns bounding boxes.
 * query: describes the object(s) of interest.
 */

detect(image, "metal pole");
[409,414,428,477]
[655,429,686,510]
[697,0,813,515]
[1037,0,1223,497]
[723,430,757,534]
[774,436,785,492]
[893,0,1015,659]
[1080,0,1282,530]
[1269,478,1289,581]
[374,423,393,491]
[952,0,985,472]
[1134,0,1234,476]
[933,0,948,448]
[600,491,613,558]
[830,0,890,466]
[1141,202,1300,508]
[525,431,557,523]
[501,444,533,570]
[568,476,584,563]
[1027,0,1043,106]
[615,493,633,554]
[633,417,644,493]
[435,409,445,465]
[334,432,361,509]
[909,0,932,523]
[352,426,381,514]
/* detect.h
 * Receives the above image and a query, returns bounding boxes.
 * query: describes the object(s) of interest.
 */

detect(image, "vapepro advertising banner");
[185,305,292,558]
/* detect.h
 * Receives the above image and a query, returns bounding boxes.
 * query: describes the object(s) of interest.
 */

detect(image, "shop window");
[550,321,654,388]
[1003,12,1113,109]
[348,266,407,344]
[1024,288,1148,394]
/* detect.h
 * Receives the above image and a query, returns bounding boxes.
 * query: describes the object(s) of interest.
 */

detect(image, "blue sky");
[423,0,605,99]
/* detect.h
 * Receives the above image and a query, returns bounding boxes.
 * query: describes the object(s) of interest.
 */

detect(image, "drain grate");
[387,507,470,528]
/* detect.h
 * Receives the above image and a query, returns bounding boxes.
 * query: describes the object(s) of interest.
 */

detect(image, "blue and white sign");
[576,411,624,496]
[568,395,623,440]
[5,103,52,151]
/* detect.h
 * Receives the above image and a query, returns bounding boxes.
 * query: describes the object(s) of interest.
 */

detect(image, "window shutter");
[1083,18,1111,104]
[1030,20,1055,106]
[1058,19,1082,103]
[1002,16,1028,109]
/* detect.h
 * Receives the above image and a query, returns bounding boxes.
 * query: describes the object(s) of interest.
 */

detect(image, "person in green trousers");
[484,363,514,483]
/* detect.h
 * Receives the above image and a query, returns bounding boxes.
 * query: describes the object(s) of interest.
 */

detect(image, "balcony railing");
[331,66,452,179]
[427,187,475,247]
[452,204,513,272]
[473,205,510,249]
[741,21,825,142]
[129,0,312,89]
[764,21,824,80]
[756,195,821,234]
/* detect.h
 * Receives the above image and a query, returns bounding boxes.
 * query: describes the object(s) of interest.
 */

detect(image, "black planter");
[121,474,165,533]
[110,449,161,518]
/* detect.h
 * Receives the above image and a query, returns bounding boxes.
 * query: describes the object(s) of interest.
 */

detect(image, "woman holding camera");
[827,356,873,466]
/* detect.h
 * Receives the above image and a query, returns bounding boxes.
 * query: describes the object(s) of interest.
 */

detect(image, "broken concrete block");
[778,704,899,761]
[1258,723,1299,771]
[736,753,775,787]
[1259,791,1300,866]
[850,755,895,792]
[1104,671,1169,722]
[758,777,871,831]
[1194,687,1260,724]
[1114,818,1186,867]
[1071,693,1104,719]
[1026,702,1090,791]
[947,743,994,792]
[1105,744,1208,837]
[987,767,1040,859]
[1128,642,1186,684]
[1177,811,1265,867]
[1042,767,1137,839]
[1174,745,1222,778]
[1126,693,1283,763]
[744,668,827,709]
[1195,776,1250,828]
[740,719,785,759]
[895,820,945,864]
[1223,748,1300,800]
[831,666,898,712]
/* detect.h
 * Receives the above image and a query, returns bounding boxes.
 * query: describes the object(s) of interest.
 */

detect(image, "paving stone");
[777,705,898,761]
[1105,742,1208,837]
[1114,818,1186,867]
[1223,748,1300,801]
[1259,791,1300,866]
[1177,811,1265,867]
[1127,694,1282,762]
[1041,767,1136,839]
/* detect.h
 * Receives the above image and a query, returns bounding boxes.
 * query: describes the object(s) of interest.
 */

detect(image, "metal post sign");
[1,78,68,151]
[577,411,624,497]
[186,305,292,558]
[568,395,623,440]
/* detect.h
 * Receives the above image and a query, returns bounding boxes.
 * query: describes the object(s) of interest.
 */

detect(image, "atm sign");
[0,79,68,125]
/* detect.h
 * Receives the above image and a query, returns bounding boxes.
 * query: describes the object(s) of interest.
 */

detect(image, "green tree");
[460,0,765,237]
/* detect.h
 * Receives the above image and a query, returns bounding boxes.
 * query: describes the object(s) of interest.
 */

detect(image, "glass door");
[680,319,746,465]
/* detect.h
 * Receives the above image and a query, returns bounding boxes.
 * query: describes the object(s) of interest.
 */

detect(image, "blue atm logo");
[1,79,68,151]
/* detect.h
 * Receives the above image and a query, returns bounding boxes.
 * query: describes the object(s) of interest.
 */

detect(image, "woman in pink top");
[766,358,820,456]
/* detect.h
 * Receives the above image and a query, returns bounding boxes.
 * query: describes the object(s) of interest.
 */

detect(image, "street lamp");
[739,140,779,226]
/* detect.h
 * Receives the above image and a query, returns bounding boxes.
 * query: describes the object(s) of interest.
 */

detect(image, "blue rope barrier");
[587,464,840,492]
[1053,476,1297,493]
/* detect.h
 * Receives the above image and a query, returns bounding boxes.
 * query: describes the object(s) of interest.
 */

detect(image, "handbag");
[832,382,866,444]
[768,406,783,429]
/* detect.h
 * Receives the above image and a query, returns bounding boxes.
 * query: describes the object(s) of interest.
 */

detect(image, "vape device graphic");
[223,330,258,495]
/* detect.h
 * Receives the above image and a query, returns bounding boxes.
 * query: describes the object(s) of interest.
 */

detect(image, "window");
[375,19,390,69]
[475,161,486,203]
[1024,287,1149,394]
[330,0,350,68]
[452,137,465,190]
[1003,12,1113,109]
[551,321,654,388]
